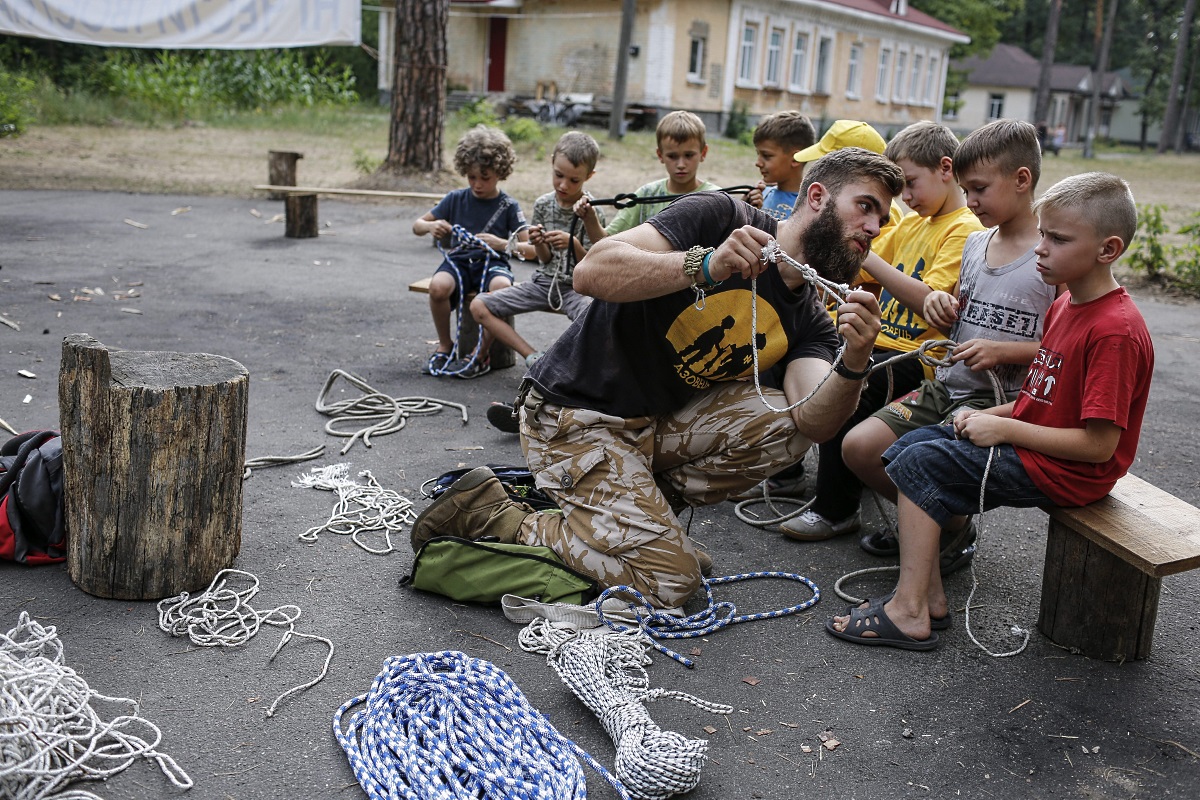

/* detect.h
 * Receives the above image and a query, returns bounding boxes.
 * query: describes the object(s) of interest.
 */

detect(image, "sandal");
[825,602,940,651]
[846,593,951,631]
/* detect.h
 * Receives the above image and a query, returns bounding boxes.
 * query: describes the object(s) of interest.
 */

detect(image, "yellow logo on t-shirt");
[665,290,787,388]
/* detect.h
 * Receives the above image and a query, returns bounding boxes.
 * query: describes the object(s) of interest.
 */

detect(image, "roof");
[954,42,1126,96]
[820,0,967,39]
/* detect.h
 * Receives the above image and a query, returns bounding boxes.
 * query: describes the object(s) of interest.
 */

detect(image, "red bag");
[0,430,66,565]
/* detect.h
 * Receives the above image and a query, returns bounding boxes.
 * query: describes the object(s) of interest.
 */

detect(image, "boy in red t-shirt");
[828,172,1155,651]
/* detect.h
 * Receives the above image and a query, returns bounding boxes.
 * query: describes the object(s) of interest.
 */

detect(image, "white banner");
[0,1,361,48]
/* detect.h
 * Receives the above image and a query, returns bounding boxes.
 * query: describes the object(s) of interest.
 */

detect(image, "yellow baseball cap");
[793,120,887,162]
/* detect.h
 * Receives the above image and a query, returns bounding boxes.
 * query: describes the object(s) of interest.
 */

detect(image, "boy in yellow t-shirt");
[781,121,983,542]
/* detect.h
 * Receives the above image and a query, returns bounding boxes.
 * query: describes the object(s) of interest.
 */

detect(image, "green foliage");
[0,65,36,137]
[1128,204,1200,295]
[502,117,542,143]
[353,147,381,175]
[1128,204,1169,279]
[911,0,1018,58]
[724,101,750,142]
[456,97,500,128]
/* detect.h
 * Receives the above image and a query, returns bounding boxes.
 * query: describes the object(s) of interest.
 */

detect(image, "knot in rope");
[333,650,630,800]
[595,572,820,668]
[1,612,193,798]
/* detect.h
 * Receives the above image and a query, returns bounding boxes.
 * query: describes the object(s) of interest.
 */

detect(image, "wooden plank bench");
[408,277,517,370]
[1039,472,1200,661]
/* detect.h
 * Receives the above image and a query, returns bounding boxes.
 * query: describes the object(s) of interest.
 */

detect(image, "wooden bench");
[408,277,517,370]
[1039,473,1200,661]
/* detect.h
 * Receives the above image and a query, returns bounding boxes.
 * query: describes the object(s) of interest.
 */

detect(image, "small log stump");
[285,193,319,239]
[267,150,303,200]
[59,334,249,600]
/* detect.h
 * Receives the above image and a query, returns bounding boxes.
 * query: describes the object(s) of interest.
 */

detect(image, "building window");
[847,43,862,98]
[924,56,938,104]
[765,27,784,86]
[909,54,922,103]
[790,31,809,90]
[988,93,1005,120]
[893,51,907,101]
[738,23,759,83]
[876,48,891,101]
[688,35,706,82]
[944,91,960,120]
[815,36,833,94]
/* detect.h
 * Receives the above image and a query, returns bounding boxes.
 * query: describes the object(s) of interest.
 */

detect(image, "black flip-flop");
[826,603,940,651]
[846,593,951,631]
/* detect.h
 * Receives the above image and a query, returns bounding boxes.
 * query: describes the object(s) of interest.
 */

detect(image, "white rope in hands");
[156,569,335,717]
[292,463,416,555]
[519,619,732,800]
[333,650,631,800]
[0,612,193,799]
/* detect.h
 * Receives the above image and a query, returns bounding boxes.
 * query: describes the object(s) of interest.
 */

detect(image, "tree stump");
[457,308,518,370]
[59,334,249,600]
[285,193,319,239]
[267,150,303,200]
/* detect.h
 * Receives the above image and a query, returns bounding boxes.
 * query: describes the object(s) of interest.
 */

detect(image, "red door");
[487,18,507,92]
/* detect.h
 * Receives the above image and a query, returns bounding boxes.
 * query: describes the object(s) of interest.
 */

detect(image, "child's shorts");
[478,273,591,321]
[437,257,514,305]
[874,379,999,439]
[882,424,1051,528]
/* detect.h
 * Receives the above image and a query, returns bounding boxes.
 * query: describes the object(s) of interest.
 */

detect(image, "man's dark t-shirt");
[528,192,838,418]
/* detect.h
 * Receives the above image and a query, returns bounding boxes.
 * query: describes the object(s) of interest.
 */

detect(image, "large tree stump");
[285,193,319,239]
[267,150,303,200]
[59,334,249,600]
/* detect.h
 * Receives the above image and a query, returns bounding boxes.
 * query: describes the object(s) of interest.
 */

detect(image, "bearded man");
[411,147,904,609]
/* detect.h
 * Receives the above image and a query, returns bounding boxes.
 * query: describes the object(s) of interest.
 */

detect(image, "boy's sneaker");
[422,351,451,375]
[859,519,978,576]
[731,471,809,500]
[525,351,545,368]
[780,509,861,541]
[446,357,491,379]
[486,402,520,434]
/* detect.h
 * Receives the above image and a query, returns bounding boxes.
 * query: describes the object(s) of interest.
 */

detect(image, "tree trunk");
[384,0,448,173]
[59,334,248,600]
[1159,0,1198,153]
[1084,0,1119,158]
[1035,0,1063,127]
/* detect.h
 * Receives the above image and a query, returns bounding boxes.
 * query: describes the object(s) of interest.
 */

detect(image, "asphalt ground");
[2,189,1199,800]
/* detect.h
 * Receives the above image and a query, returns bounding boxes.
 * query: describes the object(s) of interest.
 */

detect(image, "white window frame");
[688,35,706,84]
[789,30,810,93]
[875,47,891,102]
[765,27,785,87]
[988,93,1005,120]
[892,50,908,102]
[924,55,938,105]
[944,91,959,120]
[737,21,760,85]
[909,53,923,103]
[814,35,833,94]
[846,42,863,99]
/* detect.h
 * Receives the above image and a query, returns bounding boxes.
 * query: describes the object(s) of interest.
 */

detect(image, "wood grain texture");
[267,150,301,200]
[284,193,318,238]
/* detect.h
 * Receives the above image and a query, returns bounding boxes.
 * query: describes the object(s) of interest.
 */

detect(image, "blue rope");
[333,650,632,800]
[594,571,821,668]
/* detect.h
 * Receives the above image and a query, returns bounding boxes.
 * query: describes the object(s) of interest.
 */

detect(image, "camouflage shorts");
[516,381,810,608]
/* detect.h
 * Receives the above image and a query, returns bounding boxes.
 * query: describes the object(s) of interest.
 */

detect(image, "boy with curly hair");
[413,125,528,378]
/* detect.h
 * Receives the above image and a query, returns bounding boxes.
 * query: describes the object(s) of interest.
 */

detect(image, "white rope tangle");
[315,369,468,454]
[0,612,194,799]
[156,569,335,717]
[292,464,416,555]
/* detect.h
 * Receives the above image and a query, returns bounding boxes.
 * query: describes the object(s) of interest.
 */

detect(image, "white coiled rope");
[0,612,193,799]
[156,569,335,717]
[519,619,731,800]
[292,464,416,555]
[333,650,631,800]
[314,369,468,454]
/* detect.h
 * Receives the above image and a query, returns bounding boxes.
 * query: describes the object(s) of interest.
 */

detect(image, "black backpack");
[419,464,559,512]
[0,430,66,565]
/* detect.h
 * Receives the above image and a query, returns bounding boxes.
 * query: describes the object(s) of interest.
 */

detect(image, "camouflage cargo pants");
[517,381,810,608]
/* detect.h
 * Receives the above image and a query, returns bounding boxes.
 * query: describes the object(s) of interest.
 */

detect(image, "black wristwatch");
[834,357,874,380]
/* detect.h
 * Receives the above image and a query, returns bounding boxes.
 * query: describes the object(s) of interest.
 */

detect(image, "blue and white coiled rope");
[595,571,820,668]
[333,650,631,800]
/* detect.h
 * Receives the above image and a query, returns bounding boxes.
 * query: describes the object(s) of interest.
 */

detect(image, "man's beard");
[800,201,868,285]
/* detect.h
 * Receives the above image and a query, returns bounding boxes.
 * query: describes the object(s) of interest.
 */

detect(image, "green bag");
[401,537,599,606]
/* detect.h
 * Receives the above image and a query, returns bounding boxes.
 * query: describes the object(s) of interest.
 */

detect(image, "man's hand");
[923,290,958,330]
[834,289,882,370]
[705,226,777,282]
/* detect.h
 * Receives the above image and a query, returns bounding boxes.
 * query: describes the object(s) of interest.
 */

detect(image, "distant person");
[828,172,1154,650]
[747,110,817,219]
[412,125,527,379]
[573,110,720,241]
[780,120,984,542]
[844,119,1059,571]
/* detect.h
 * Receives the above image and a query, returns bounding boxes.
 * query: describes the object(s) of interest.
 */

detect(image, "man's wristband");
[833,357,874,380]
[683,245,715,286]
[700,251,722,287]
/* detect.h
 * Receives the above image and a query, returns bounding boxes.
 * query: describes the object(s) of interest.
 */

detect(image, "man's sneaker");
[731,471,809,500]
[410,466,533,552]
[780,509,861,541]
[422,351,451,375]
[486,401,520,434]
[445,356,491,379]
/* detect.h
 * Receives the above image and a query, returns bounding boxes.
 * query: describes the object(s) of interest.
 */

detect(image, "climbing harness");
[595,571,820,668]
[1,612,194,799]
[292,463,416,555]
[243,444,325,479]
[315,369,467,454]
[333,650,632,800]
[519,619,731,800]
[156,569,335,717]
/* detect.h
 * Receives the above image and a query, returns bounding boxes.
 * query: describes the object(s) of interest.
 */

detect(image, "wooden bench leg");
[1038,518,1160,661]
[268,150,303,200]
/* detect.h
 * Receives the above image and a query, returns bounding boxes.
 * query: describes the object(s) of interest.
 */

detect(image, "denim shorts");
[882,424,1051,528]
